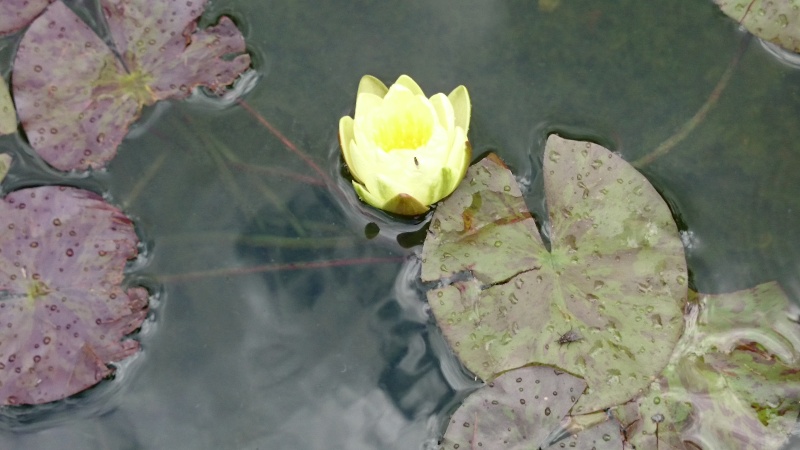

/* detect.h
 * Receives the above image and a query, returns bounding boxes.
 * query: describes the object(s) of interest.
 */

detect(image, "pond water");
[1,0,799,448]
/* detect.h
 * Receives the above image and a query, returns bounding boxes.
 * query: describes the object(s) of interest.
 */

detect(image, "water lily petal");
[443,135,471,195]
[444,127,470,181]
[419,124,455,164]
[448,85,471,134]
[349,137,380,186]
[429,92,455,133]
[381,83,423,106]
[360,172,429,216]
[393,74,425,97]
[352,180,376,202]
[382,193,429,216]
[359,125,452,203]
[373,172,403,202]
[355,92,384,120]
[357,75,389,99]
[339,116,357,175]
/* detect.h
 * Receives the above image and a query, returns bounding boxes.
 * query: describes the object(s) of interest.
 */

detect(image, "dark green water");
[0,0,799,448]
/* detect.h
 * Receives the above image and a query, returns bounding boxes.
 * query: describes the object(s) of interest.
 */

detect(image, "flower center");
[371,100,433,152]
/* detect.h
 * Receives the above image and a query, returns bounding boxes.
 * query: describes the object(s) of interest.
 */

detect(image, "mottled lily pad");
[0,77,14,135]
[716,0,800,53]
[421,135,687,413]
[0,186,147,405]
[0,0,51,36]
[13,0,250,171]
[440,365,623,449]
[613,282,800,450]
[0,154,11,183]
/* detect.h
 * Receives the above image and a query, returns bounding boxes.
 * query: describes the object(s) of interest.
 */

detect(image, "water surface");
[0,0,799,448]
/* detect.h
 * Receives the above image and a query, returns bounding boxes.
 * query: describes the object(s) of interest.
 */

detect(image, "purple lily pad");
[0,186,147,405]
[12,0,251,171]
[0,77,14,136]
[440,365,623,449]
[0,0,51,36]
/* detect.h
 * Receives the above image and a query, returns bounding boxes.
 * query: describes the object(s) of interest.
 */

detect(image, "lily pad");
[440,365,623,449]
[0,0,50,36]
[0,77,14,135]
[0,154,11,183]
[715,0,800,53]
[0,186,147,405]
[13,0,250,171]
[421,135,687,412]
[613,282,800,450]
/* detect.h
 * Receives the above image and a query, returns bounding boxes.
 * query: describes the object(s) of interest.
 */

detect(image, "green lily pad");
[421,135,687,413]
[0,154,11,183]
[0,77,14,135]
[613,282,800,450]
[715,0,800,53]
[12,0,250,171]
[440,365,623,449]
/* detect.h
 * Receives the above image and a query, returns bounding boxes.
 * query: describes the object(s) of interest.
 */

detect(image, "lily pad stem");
[633,34,750,168]
[156,256,405,283]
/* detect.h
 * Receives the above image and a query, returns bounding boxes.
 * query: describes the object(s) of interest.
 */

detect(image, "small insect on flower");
[557,328,584,347]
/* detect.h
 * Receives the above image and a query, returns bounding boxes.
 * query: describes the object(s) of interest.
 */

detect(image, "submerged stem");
[236,99,335,189]
[156,256,405,283]
[633,34,750,168]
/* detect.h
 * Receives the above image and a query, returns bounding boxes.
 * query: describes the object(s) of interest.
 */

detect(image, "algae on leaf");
[12,0,250,171]
[421,135,687,413]
[440,365,623,449]
[0,77,14,136]
[0,186,147,405]
[715,0,800,53]
[613,282,800,450]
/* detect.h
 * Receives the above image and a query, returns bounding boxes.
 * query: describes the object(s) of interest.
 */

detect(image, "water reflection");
[0,0,799,448]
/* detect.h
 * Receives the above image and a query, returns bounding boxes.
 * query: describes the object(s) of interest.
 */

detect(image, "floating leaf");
[715,0,800,53]
[613,282,800,450]
[0,0,51,36]
[0,77,14,135]
[0,154,11,183]
[0,186,147,405]
[13,0,251,171]
[421,135,687,412]
[440,365,623,449]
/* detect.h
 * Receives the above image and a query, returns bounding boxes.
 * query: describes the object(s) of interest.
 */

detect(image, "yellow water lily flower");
[339,75,471,216]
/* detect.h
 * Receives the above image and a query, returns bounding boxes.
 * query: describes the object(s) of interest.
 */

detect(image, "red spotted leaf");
[0,186,147,405]
[12,0,251,171]
[0,0,52,36]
